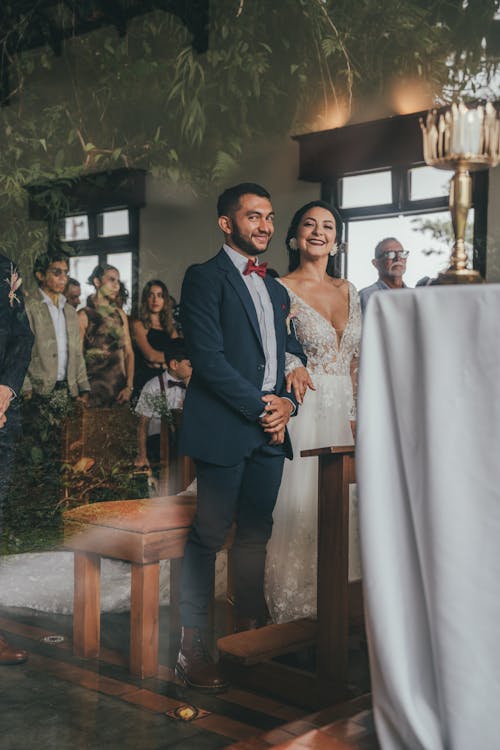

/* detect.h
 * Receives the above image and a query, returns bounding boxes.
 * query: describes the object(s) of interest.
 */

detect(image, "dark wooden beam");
[293,110,429,181]
[25,167,147,221]
[0,0,209,103]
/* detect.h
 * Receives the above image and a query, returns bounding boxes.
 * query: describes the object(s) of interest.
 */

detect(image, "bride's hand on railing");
[285,366,315,405]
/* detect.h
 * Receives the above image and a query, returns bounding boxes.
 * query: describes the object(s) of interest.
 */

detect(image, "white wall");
[140,140,500,297]
[139,137,318,300]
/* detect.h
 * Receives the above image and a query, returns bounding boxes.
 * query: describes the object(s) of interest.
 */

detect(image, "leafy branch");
[0,0,497,272]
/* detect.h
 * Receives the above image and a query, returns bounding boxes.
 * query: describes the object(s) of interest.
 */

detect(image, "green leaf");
[54,149,65,168]
[212,150,237,181]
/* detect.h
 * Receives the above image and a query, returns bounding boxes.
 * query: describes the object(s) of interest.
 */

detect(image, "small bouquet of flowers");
[144,392,174,426]
[6,263,22,307]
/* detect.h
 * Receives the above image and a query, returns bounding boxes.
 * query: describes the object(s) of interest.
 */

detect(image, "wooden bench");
[63,494,196,678]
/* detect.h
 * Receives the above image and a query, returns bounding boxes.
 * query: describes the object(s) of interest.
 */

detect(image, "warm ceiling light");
[319,99,351,130]
[390,77,433,115]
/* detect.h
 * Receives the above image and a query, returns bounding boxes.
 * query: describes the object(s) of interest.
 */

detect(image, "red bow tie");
[243,259,267,278]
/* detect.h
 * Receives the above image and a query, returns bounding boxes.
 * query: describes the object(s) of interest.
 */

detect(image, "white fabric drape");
[357,285,500,750]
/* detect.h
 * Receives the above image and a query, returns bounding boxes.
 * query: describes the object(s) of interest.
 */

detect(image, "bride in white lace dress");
[265,200,361,624]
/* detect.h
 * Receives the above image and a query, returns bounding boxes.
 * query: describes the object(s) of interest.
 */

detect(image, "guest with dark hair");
[24,253,89,400]
[131,279,178,397]
[63,277,81,309]
[78,264,134,407]
[19,254,89,565]
[134,339,191,470]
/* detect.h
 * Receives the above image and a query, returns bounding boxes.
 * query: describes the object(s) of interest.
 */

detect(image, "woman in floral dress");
[78,264,134,407]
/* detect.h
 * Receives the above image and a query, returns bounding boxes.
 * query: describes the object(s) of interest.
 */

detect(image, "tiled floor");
[0,605,374,750]
[227,697,379,749]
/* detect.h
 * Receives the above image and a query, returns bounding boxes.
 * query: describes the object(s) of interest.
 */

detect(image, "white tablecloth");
[357,285,500,750]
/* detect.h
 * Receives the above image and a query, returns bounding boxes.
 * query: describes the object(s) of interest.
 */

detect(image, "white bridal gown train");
[265,281,362,624]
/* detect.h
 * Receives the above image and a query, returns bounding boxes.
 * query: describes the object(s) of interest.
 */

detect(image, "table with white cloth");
[357,284,500,750]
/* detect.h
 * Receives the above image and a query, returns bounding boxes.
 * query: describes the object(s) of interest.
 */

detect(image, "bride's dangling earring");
[289,238,298,250]
[329,243,338,256]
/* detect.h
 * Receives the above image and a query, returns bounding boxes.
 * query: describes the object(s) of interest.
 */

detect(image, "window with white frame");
[60,207,138,312]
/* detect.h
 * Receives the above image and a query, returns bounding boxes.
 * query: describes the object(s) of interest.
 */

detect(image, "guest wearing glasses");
[359,237,409,315]
[23,253,89,400]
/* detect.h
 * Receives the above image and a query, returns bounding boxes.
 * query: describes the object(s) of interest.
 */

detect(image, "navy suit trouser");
[179,443,285,629]
[0,404,21,538]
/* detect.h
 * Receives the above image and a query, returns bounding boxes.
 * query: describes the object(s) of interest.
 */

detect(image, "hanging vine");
[0,0,497,270]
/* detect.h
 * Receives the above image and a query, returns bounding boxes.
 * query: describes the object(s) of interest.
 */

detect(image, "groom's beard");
[231,226,271,256]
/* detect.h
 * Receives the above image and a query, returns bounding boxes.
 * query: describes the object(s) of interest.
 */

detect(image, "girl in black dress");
[131,279,178,397]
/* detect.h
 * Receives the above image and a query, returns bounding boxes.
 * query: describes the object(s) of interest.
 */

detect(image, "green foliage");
[0,0,497,272]
[412,214,473,256]
[3,395,146,553]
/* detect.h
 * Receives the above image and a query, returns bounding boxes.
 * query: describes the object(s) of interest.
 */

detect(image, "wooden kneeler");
[64,494,197,678]
[220,619,317,666]
[218,446,360,710]
[65,493,235,678]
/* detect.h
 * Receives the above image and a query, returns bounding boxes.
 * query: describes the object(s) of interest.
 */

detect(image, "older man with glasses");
[359,237,409,315]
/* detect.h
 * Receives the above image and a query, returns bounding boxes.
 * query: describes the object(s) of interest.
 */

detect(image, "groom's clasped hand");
[260,393,294,445]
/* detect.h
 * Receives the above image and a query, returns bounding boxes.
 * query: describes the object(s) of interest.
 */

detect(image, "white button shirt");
[135,372,186,436]
[40,289,68,382]
[223,244,277,391]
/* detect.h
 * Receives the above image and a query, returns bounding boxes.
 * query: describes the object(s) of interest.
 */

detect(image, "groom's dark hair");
[217,183,271,217]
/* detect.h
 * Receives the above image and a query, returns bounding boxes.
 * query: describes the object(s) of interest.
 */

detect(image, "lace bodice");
[283,281,361,376]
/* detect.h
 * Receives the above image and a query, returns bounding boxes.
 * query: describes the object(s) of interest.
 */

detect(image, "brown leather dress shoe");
[0,635,27,665]
[175,627,229,693]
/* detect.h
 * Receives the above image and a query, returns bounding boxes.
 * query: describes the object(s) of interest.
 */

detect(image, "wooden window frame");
[294,110,490,279]
[61,206,140,306]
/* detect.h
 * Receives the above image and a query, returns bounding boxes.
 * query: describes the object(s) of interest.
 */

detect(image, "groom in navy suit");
[176,183,306,691]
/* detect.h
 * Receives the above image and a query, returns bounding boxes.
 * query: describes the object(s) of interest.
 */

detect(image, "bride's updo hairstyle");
[286,200,343,277]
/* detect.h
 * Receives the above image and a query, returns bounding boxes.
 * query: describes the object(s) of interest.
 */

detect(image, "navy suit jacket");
[179,249,306,466]
[0,254,34,397]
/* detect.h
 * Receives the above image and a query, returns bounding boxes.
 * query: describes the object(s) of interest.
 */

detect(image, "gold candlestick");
[420,102,499,284]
